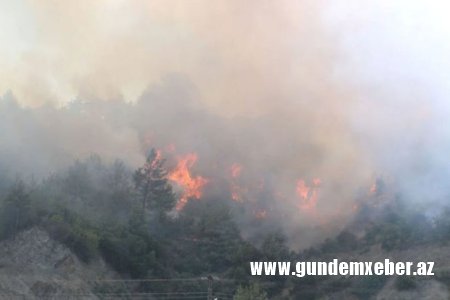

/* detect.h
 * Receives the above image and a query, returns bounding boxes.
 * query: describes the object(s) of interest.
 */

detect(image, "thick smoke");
[0,0,449,248]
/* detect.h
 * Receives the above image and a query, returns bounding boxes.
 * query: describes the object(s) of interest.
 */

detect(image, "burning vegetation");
[296,178,321,212]
[139,146,353,233]
[168,153,208,210]
[0,0,449,298]
[149,147,313,218]
[230,163,244,202]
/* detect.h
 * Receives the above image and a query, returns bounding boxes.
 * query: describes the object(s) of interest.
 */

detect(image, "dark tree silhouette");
[1,179,32,237]
[133,148,176,214]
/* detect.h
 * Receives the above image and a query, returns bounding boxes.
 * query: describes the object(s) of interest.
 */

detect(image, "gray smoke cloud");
[0,0,449,248]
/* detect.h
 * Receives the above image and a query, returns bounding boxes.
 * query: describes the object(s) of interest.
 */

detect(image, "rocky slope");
[0,227,116,299]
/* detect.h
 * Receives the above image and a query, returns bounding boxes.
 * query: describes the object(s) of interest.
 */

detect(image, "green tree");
[261,231,290,261]
[64,159,92,199]
[234,283,268,300]
[99,209,162,278]
[173,200,243,274]
[0,180,33,238]
[133,149,176,214]
[105,160,133,219]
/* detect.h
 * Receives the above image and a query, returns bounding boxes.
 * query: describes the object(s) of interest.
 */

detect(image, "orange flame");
[369,182,377,195]
[231,185,242,202]
[230,163,244,202]
[168,153,208,210]
[230,163,242,178]
[296,178,321,212]
[150,149,162,168]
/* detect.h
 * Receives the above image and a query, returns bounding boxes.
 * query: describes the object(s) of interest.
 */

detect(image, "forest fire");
[230,163,242,178]
[230,163,244,202]
[369,182,377,195]
[168,153,208,210]
[296,178,321,212]
[231,185,243,202]
[150,149,162,168]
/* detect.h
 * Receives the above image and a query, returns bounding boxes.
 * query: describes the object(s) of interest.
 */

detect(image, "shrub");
[395,276,417,291]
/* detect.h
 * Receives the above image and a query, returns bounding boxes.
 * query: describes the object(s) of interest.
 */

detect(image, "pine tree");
[133,149,176,214]
[1,179,32,238]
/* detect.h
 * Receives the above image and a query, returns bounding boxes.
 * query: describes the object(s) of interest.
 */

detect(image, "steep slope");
[0,227,116,299]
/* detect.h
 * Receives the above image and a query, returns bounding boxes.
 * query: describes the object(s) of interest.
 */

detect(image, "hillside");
[0,156,449,299]
[0,227,115,299]
[3,223,450,299]
[295,242,450,300]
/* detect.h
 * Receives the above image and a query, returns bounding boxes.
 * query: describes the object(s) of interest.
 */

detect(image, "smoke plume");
[1,0,449,248]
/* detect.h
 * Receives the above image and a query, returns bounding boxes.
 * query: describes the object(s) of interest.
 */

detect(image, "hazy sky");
[1,1,450,245]
[1,0,447,111]
[1,0,449,180]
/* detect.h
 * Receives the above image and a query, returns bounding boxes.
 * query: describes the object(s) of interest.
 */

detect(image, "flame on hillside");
[230,163,242,178]
[296,178,321,212]
[369,182,377,195]
[168,153,208,210]
[150,149,163,168]
[230,163,244,202]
